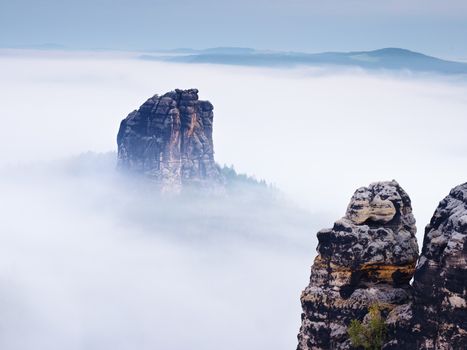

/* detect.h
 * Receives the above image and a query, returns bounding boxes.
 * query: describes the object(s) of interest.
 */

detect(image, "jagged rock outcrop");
[297,181,467,349]
[385,183,467,349]
[297,180,419,350]
[117,89,223,192]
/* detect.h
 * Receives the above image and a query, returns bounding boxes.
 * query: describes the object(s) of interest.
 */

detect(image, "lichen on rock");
[385,182,467,350]
[297,180,419,350]
[298,180,467,349]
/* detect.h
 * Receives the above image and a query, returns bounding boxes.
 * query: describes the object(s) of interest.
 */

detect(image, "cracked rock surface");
[297,181,467,350]
[297,180,419,350]
[117,89,223,192]
[385,183,467,350]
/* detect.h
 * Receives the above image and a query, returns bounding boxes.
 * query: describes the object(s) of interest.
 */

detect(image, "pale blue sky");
[1,0,467,58]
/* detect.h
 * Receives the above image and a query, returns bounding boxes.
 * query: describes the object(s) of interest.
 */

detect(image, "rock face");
[385,183,467,349]
[297,180,419,350]
[117,89,223,192]
[297,181,467,350]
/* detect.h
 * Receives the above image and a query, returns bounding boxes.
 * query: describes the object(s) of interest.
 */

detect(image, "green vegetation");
[220,164,268,187]
[347,304,386,350]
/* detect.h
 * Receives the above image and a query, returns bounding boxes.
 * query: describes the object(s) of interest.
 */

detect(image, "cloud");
[0,50,466,349]
[0,152,323,350]
[1,49,466,228]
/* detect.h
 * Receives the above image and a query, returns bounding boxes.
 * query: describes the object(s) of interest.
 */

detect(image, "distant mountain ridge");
[140,47,467,74]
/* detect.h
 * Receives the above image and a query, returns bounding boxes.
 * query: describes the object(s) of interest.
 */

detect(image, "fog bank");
[0,153,323,350]
[1,50,466,231]
[0,50,466,349]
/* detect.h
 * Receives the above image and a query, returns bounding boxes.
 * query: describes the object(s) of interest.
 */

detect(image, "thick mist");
[1,49,467,349]
[0,153,323,350]
[1,49,466,228]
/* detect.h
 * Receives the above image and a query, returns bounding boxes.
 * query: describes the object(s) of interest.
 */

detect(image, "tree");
[347,304,386,350]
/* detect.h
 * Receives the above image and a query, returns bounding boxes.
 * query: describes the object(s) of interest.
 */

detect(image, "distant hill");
[140,47,467,75]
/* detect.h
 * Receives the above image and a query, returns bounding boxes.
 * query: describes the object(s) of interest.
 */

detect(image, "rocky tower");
[117,89,223,192]
[385,183,467,349]
[297,180,419,350]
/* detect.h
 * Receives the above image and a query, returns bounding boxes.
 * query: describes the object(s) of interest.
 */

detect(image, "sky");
[1,0,467,58]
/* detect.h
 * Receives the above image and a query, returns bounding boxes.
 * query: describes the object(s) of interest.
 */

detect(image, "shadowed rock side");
[117,89,223,192]
[297,180,419,350]
[385,183,467,349]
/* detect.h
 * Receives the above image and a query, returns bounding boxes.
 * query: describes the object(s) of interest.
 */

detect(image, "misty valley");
[0,49,466,350]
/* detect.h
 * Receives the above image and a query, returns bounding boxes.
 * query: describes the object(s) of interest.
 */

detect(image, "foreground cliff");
[117,89,223,192]
[297,181,467,349]
[297,180,419,349]
[386,183,467,349]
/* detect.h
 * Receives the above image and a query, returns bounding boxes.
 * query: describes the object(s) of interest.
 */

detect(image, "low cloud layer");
[0,50,466,349]
[1,50,466,228]
[0,153,322,350]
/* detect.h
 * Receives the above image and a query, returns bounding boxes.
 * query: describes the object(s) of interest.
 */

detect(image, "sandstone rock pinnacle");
[117,89,223,192]
[297,180,419,350]
[385,182,467,349]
